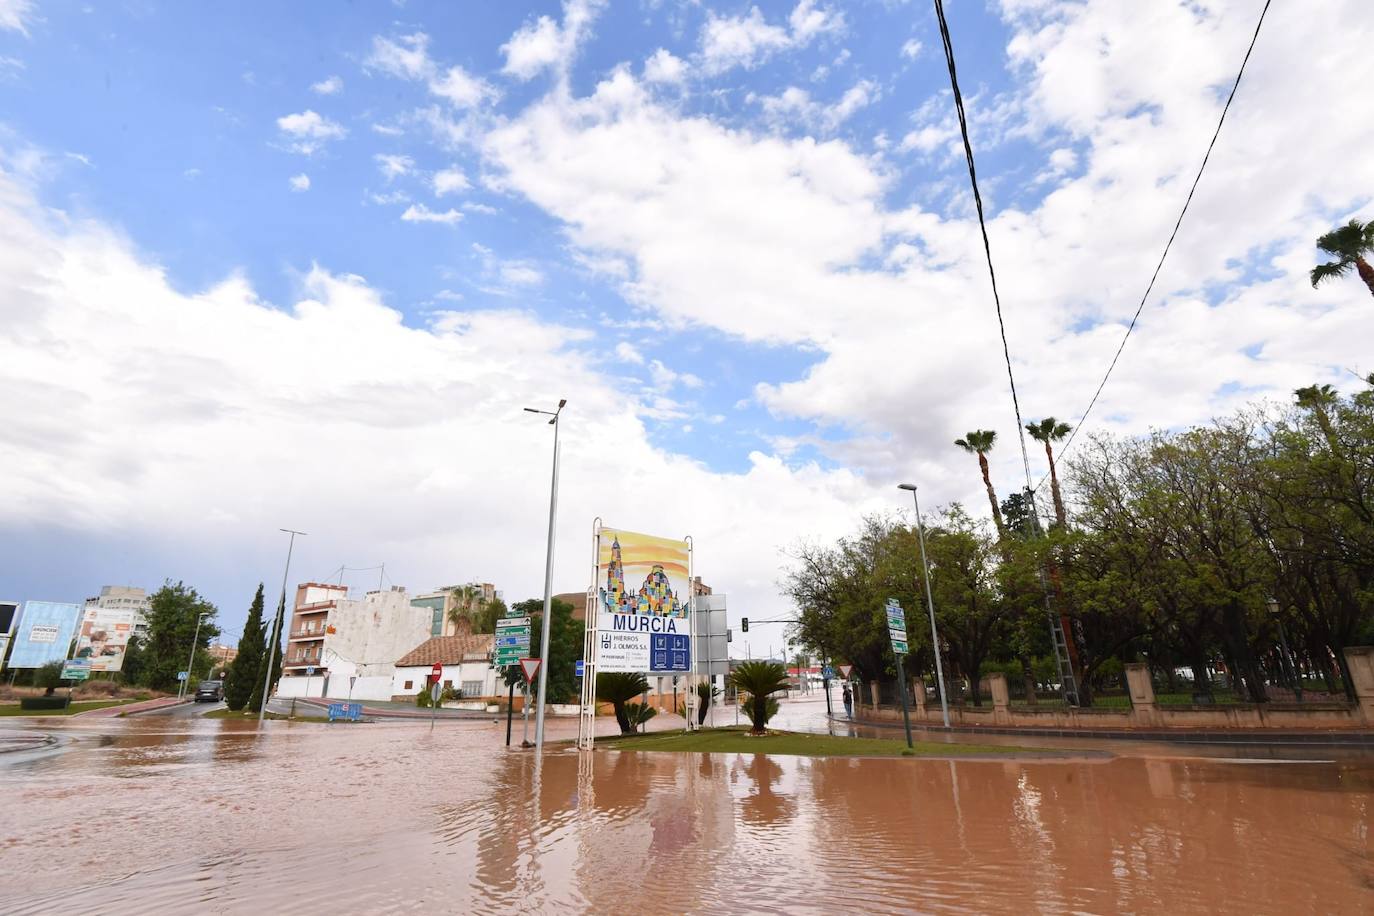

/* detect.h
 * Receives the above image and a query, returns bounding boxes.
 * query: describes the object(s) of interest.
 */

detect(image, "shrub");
[695,682,720,725]
[75,680,120,697]
[415,688,431,708]
[623,702,657,730]
[34,661,65,696]
[728,661,789,734]
[21,696,70,711]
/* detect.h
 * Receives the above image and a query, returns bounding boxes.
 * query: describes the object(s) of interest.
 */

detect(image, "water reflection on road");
[1,700,1371,913]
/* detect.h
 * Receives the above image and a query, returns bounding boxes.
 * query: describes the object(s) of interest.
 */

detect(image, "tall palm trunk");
[1044,441,1067,528]
[1358,256,1374,298]
[977,452,1006,537]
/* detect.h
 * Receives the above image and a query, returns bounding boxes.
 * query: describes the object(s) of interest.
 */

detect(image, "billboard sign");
[595,528,691,674]
[8,601,82,669]
[71,605,138,673]
[0,601,17,671]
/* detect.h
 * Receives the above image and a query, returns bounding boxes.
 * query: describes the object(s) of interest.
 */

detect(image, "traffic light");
[741,617,749,633]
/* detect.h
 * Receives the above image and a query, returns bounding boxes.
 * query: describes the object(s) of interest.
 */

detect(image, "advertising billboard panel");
[0,601,18,671]
[8,601,82,669]
[595,528,691,674]
[72,605,138,673]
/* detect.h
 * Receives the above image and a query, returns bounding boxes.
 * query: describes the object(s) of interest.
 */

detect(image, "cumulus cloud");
[275,110,347,155]
[400,203,463,225]
[0,166,880,638]
[700,0,843,75]
[501,0,605,81]
[365,32,496,109]
[643,48,687,85]
[0,0,34,35]
[311,75,343,95]
[432,167,470,196]
[374,153,414,181]
[289,173,310,192]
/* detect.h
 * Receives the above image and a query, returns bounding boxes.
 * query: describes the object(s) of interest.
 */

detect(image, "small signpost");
[839,663,853,679]
[429,663,443,731]
[494,615,532,667]
[176,671,188,682]
[519,658,541,747]
[61,661,91,681]
[886,598,913,748]
[575,659,584,679]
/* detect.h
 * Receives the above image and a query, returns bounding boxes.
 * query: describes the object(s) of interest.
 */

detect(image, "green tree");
[35,660,65,696]
[248,594,285,712]
[475,597,508,634]
[140,581,220,691]
[596,671,649,734]
[224,584,266,711]
[446,584,490,634]
[954,430,1006,537]
[513,597,585,705]
[1310,218,1374,298]
[729,660,789,734]
[1025,418,1073,529]
[120,634,146,687]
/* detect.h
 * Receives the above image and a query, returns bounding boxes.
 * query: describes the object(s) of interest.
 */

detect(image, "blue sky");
[2,0,1371,649]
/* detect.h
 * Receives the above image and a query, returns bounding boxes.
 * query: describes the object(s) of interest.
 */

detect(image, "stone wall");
[852,648,1374,732]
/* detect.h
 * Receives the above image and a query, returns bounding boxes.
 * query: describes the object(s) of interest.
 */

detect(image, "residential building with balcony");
[274,583,432,701]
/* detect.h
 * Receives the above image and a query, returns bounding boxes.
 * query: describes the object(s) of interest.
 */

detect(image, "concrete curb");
[79,696,190,718]
[838,713,1374,746]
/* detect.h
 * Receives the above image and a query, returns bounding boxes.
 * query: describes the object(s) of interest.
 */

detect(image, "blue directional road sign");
[575,659,585,678]
[496,635,528,649]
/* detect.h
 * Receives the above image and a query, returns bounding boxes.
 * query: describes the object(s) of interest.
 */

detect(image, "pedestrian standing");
[842,684,853,719]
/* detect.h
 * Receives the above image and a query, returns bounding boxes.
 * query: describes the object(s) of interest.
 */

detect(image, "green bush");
[21,696,70,710]
[34,661,65,696]
[623,701,657,730]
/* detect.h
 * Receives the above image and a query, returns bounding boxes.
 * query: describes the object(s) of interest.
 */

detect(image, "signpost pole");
[895,656,914,749]
[532,401,564,754]
[506,675,515,747]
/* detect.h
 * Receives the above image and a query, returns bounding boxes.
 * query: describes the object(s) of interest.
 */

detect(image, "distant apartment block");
[85,585,151,637]
[410,582,502,637]
[275,583,432,702]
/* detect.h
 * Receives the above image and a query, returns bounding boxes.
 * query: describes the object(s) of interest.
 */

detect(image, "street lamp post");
[179,613,208,700]
[1267,597,1302,703]
[260,528,305,725]
[524,399,565,753]
[899,484,950,728]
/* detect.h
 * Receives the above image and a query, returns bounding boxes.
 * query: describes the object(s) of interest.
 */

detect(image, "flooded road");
[2,702,1372,914]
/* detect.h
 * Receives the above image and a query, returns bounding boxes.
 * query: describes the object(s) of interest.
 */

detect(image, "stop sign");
[430,662,443,683]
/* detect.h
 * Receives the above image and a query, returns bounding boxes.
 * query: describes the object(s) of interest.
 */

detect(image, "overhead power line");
[1039,0,1274,480]
[930,0,1039,503]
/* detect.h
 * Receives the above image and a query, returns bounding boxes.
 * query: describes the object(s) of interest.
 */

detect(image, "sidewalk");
[76,696,189,718]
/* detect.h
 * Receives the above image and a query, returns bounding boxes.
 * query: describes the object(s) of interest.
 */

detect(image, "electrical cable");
[1035,0,1274,483]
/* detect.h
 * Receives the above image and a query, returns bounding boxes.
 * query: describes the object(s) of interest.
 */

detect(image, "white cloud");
[374,153,414,181]
[0,0,34,35]
[900,39,922,61]
[615,341,645,364]
[311,75,344,95]
[757,79,877,131]
[275,110,347,155]
[0,166,883,636]
[365,32,496,109]
[501,0,606,81]
[700,0,843,75]
[432,167,470,196]
[371,123,405,137]
[400,203,463,225]
[289,173,310,192]
[649,359,703,390]
[643,48,686,84]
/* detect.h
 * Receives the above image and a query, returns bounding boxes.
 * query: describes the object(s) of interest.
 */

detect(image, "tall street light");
[525,399,565,753]
[260,528,305,725]
[179,612,209,700]
[899,484,950,728]
[1267,596,1302,703]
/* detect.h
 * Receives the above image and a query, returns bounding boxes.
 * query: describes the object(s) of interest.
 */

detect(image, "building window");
[404,680,413,690]
[462,680,482,697]
[444,679,453,689]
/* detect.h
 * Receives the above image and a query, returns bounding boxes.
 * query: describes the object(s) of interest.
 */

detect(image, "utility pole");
[524,399,565,754]
[260,528,305,725]
[179,613,206,700]
[900,484,950,728]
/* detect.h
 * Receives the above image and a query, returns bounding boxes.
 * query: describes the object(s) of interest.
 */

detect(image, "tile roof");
[395,633,494,667]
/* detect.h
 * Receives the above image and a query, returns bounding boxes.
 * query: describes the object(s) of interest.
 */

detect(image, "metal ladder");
[1048,613,1080,706]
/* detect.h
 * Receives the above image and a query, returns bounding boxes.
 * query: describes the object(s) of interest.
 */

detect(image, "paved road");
[134,699,224,717]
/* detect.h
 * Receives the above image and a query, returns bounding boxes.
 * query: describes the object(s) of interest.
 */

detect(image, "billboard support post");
[578,520,603,751]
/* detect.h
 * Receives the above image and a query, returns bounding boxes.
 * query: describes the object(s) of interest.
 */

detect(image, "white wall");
[392,660,499,699]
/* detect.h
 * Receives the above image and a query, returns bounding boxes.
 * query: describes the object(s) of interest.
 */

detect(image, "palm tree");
[596,671,649,734]
[1294,383,1340,449]
[1310,218,1374,299]
[728,660,789,734]
[1025,418,1072,529]
[446,584,488,635]
[954,430,1005,536]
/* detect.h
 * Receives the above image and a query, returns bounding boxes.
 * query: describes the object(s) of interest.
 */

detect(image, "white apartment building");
[85,585,151,638]
[275,584,432,702]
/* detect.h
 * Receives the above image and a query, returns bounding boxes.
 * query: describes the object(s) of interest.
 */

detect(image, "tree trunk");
[1020,654,1037,705]
[1357,256,1374,298]
[977,452,1006,536]
[1045,442,1067,528]
[613,701,632,734]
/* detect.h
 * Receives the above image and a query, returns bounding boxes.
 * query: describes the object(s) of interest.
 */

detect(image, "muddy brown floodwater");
[1,702,1372,914]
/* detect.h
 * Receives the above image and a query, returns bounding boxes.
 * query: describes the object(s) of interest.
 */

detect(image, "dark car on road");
[194,680,224,702]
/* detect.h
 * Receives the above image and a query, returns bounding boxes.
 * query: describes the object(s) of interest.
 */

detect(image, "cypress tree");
[247,593,286,713]
[224,584,265,711]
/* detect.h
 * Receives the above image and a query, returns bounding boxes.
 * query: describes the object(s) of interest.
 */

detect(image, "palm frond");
[1310,260,1352,288]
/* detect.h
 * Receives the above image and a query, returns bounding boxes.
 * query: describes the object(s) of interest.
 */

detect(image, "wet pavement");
[1,696,1371,913]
